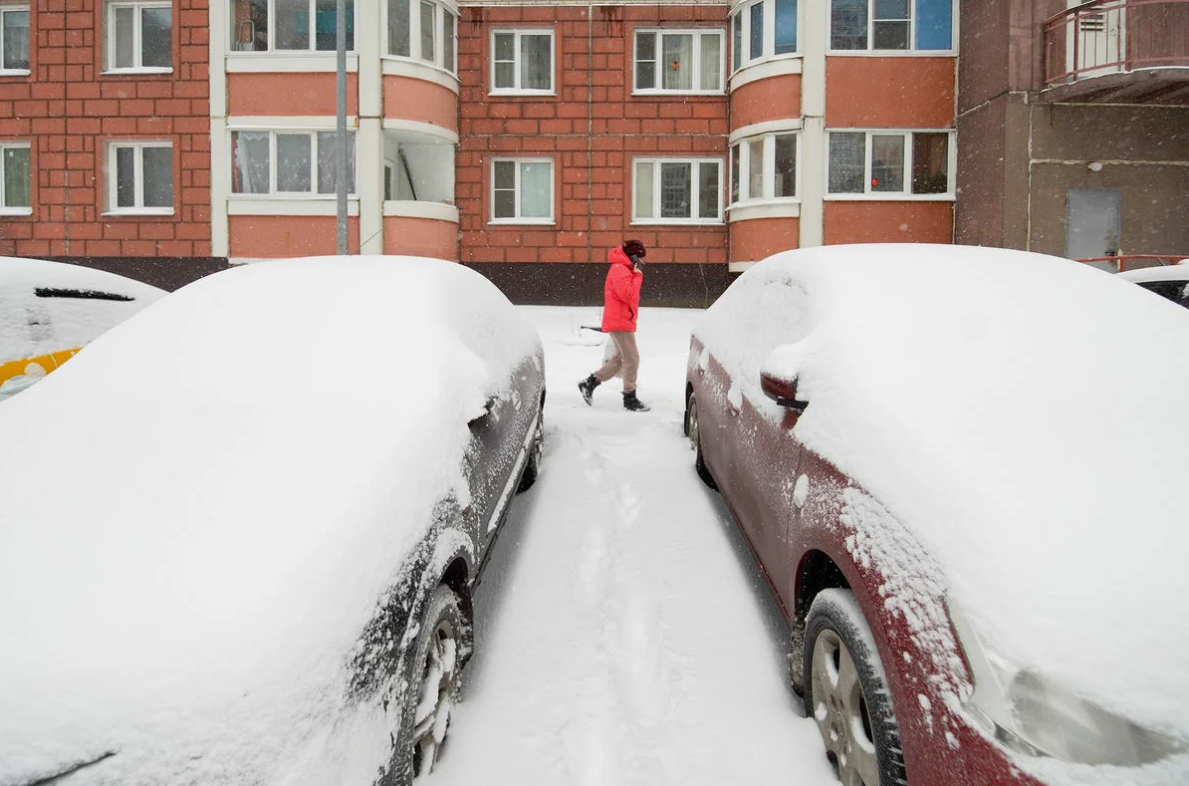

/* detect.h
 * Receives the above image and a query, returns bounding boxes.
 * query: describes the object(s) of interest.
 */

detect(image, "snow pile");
[694,244,1189,739]
[0,256,540,785]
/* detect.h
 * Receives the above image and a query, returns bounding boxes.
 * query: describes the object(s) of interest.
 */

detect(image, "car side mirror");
[760,371,808,413]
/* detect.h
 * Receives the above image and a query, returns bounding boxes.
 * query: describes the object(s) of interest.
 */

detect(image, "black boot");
[622,390,651,412]
[577,374,600,406]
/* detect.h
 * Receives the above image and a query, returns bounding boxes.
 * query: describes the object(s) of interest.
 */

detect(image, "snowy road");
[432,307,837,786]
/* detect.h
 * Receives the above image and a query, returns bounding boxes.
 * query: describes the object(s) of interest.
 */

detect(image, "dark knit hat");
[623,239,647,258]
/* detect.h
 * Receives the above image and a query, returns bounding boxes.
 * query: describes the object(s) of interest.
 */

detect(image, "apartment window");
[230,130,356,195]
[730,132,798,204]
[386,0,455,71]
[0,143,30,213]
[0,6,29,71]
[107,141,173,213]
[491,30,553,94]
[732,0,798,71]
[633,158,722,223]
[491,158,553,223]
[229,0,355,53]
[384,130,454,203]
[635,29,723,93]
[827,130,952,196]
[830,0,953,52]
[104,2,171,71]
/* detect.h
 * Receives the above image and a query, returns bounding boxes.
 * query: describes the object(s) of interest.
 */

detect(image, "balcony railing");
[1044,0,1189,86]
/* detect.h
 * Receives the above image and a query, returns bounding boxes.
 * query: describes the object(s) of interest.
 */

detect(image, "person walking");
[578,239,650,412]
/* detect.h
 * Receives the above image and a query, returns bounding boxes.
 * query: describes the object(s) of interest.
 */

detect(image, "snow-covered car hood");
[0,256,542,786]
[693,244,1189,739]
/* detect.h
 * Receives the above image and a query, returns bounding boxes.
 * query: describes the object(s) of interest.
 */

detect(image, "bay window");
[387,0,455,72]
[229,0,355,53]
[231,130,356,195]
[634,29,724,93]
[827,130,952,197]
[730,132,798,204]
[732,0,798,72]
[491,158,553,223]
[830,0,954,52]
[491,30,553,93]
[633,158,723,223]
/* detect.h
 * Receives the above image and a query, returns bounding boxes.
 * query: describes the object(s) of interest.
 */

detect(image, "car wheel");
[686,394,717,490]
[407,585,468,782]
[804,589,906,786]
[517,414,544,493]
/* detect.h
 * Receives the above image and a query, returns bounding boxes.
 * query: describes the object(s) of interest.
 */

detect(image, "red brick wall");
[456,3,730,266]
[0,0,211,258]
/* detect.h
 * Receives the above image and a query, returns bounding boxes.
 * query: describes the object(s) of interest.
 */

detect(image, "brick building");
[8,0,1102,303]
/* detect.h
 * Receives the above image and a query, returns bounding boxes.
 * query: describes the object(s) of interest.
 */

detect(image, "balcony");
[1042,0,1189,104]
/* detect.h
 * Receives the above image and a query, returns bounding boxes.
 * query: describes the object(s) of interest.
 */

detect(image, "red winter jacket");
[600,246,644,332]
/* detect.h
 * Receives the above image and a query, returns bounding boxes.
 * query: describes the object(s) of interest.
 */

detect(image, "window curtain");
[277,134,312,192]
[828,133,865,193]
[317,131,356,194]
[870,134,905,191]
[915,0,953,50]
[663,34,693,90]
[699,34,720,90]
[518,162,550,217]
[521,35,550,90]
[232,132,271,194]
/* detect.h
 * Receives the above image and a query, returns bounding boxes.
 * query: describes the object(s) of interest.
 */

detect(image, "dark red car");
[684,244,1189,786]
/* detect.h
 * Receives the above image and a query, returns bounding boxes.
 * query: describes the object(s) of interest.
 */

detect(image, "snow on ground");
[430,306,837,786]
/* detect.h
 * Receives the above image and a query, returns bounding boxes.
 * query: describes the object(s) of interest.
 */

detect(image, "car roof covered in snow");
[0,255,542,786]
[693,243,1189,737]
[1116,262,1189,283]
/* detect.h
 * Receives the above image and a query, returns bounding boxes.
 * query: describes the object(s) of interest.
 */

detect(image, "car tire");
[686,393,718,490]
[395,584,470,784]
[517,414,544,493]
[804,589,906,786]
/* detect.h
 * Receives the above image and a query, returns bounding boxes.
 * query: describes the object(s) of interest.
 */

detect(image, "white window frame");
[229,129,357,198]
[732,0,800,73]
[729,131,799,205]
[489,157,554,225]
[489,28,554,96]
[632,28,725,96]
[0,5,30,74]
[0,142,32,215]
[104,1,172,73]
[105,140,174,215]
[828,0,956,54]
[825,129,956,200]
[228,0,357,54]
[384,0,456,74]
[632,157,724,225]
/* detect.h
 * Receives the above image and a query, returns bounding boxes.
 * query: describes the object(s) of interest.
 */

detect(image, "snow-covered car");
[1116,262,1189,310]
[684,245,1189,786]
[0,256,546,786]
[0,256,165,401]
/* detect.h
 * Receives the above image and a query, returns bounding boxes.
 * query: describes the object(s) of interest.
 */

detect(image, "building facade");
[1,0,966,300]
[956,0,1189,268]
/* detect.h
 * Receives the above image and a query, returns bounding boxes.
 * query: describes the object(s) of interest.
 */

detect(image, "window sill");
[826,50,956,58]
[488,89,556,98]
[631,88,726,97]
[228,198,360,216]
[226,53,360,73]
[727,200,800,222]
[102,208,175,217]
[630,219,725,227]
[0,69,31,78]
[102,67,173,76]
[824,193,955,202]
[729,56,802,91]
[0,207,33,217]
[488,218,554,226]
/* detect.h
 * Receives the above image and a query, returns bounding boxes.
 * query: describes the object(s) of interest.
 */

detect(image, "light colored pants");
[594,331,640,392]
